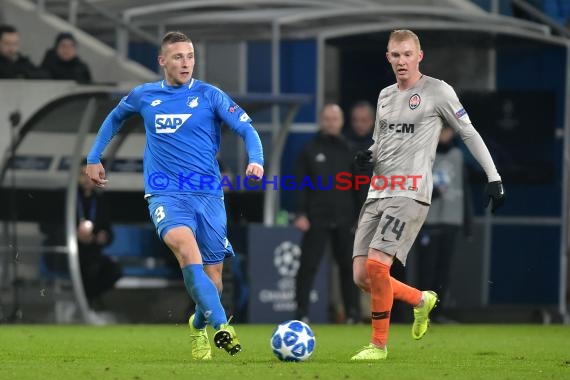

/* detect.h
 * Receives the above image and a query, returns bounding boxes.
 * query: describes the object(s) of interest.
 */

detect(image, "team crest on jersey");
[409,94,421,110]
[187,96,199,108]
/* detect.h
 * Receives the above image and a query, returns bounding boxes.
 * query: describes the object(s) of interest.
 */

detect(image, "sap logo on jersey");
[155,114,191,134]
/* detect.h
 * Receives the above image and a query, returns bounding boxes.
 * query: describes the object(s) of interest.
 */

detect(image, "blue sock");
[182,264,227,330]
[194,287,223,329]
[193,305,207,329]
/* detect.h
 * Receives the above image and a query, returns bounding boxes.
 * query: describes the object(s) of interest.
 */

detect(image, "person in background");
[345,100,375,209]
[294,103,361,324]
[41,165,122,322]
[0,24,47,79]
[41,32,92,83]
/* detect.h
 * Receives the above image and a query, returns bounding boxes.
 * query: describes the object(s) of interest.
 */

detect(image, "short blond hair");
[388,29,421,51]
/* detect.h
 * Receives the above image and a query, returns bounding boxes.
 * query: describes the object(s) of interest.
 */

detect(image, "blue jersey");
[87,78,264,195]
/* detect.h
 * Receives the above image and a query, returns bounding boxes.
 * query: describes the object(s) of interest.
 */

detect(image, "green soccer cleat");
[214,318,241,356]
[188,314,212,360]
[412,290,439,340]
[350,344,388,361]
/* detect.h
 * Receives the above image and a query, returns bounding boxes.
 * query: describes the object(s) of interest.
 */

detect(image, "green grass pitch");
[1,324,568,379]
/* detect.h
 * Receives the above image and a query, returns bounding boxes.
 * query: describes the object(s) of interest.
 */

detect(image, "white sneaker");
[87,310,110,325]
[55,301,78,323]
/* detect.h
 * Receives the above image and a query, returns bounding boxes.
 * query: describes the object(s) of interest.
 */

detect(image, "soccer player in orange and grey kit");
[350,29,505,360]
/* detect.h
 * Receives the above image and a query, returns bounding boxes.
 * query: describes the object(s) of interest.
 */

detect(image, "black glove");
[354,150,373,170]
[485,180,505,213]
[431,186,442,200]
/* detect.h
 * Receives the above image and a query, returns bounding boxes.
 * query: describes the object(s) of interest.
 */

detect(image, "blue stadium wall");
[490,44,566,304]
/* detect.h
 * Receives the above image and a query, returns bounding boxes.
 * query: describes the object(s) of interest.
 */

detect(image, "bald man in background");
[294,103,361,324]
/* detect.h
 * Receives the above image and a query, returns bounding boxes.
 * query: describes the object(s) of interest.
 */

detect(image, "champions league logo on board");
[273,241,301,278]
[256,240,317,313]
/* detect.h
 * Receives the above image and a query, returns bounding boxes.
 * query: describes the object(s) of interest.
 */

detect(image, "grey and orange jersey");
[368,75,500,204]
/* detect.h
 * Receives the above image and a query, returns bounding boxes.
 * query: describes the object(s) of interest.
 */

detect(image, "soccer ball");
[270,320,316,362]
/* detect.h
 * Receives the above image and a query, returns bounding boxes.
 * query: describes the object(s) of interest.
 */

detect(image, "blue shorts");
[147,193,234,264]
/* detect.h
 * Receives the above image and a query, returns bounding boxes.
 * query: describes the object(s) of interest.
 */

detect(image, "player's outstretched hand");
[354,150,373,170]
[485,180,505,213]
[85,163,108,187]
[245,163,264,181]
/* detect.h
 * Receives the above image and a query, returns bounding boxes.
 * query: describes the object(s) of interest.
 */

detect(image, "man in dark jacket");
[41,165,122,304]
[0,25,47,79]
[41,32,92,83]
[294,103,360,323]
[345,100,375,209]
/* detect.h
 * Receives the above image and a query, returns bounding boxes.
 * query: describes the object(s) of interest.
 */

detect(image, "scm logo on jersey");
[389,123,414,133]
[155,114,191,134]
[379,119,414,134]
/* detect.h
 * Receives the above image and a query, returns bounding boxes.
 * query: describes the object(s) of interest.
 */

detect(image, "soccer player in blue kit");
[85,31,264,359]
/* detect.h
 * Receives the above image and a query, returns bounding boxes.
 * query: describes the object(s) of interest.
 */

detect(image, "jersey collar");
[160,78,195,89]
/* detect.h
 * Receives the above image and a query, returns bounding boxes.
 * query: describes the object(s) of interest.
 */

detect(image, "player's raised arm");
[85,87,141,186]
[210,89,264,179]
[436,82,505,213]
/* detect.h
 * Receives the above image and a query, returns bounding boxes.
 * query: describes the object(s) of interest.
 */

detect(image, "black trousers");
[79,245,123,301]
[44,244,122,302]
[416,224,460,314]
[295,224,360,321]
